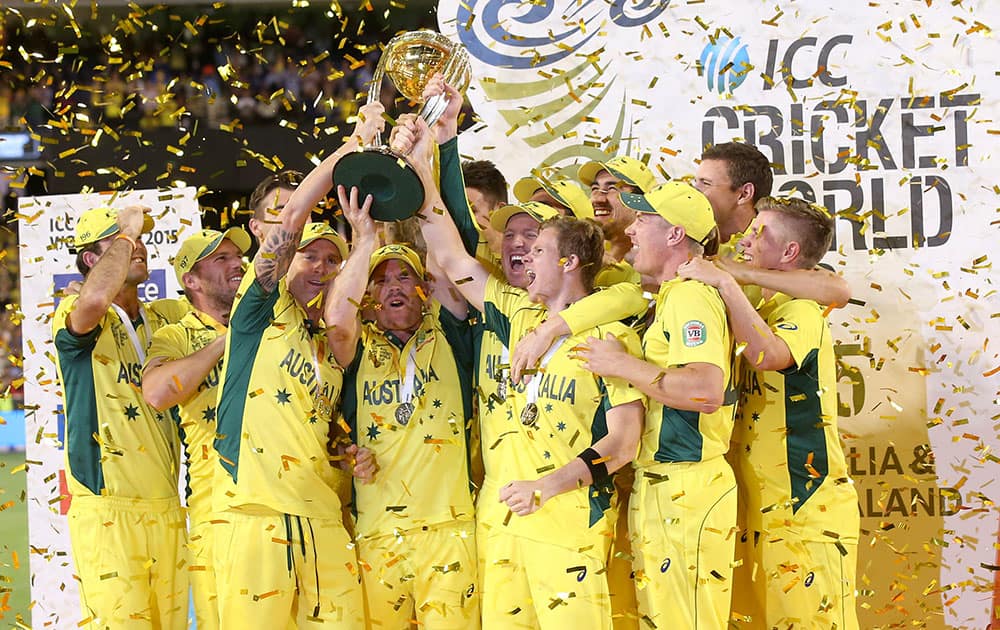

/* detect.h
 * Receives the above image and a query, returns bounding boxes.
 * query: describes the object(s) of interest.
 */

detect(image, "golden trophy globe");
[333,30,471,221]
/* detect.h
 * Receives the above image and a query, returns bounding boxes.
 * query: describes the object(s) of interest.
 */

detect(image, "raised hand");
[352,102,386,146]
[421,73,463,143]
[408,117,436,177]
[388,113,421,157]
[336,185,375,240]
[116,205,148,239]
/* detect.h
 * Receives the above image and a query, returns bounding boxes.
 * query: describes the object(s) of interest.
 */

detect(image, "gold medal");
[395,402,414,426]
[520,402,538,426]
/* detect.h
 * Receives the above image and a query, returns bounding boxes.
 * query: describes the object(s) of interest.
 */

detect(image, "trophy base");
[332,147,426,222]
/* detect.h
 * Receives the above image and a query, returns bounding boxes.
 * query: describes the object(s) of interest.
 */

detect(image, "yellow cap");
[368,244,425,279]
[577,156,658,193]
[619,182,717,244]
[488,201,560,233]
[74,206,154,248]
[298,222,349,262]
[512,177,594,219]
[173,227,252,285]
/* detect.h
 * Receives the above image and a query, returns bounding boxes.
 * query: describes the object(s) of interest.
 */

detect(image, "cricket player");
[247,169,304,245]
[678,197,860,630]
[326,182,479,626]
[694,141,850,307]
[577,182,739,629]
[462,159,507,271]
[53,205,187,629]
[210,104,384,628]
[142,227,251,630]
[403,115,646,629]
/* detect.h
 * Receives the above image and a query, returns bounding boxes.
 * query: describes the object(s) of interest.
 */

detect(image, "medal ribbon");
[523,335,568,408]
[499,343,510,386]
[110,303,151,364]
[399,341,419,406]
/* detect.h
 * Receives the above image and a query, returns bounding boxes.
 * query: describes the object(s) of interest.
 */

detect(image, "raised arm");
[426,252,469,321]
[717,257,851,308]
[422,75,479,255]
[679,257,794,371]
[68,205,147,335]
[510,281,649,383]
[499,399,644,516]
[143,336,226,411]
[400,116,491,312]
[254,102,385,293]
[323,186,378,368]
[579,332,726,413]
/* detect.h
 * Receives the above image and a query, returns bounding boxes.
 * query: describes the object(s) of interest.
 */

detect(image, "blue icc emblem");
[700,35,751,94]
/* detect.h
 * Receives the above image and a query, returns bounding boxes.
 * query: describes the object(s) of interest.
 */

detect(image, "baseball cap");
[298,222,349,262]
[74,206,154,248]
[368,244,425,279]
[512,177,594,219]
[173,227,252,285]
[577,156,658,193]
[619,182,717,244]
[489,201,560,233]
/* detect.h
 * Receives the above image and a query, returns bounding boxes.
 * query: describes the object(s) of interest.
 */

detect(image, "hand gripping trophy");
[332,30,471,221]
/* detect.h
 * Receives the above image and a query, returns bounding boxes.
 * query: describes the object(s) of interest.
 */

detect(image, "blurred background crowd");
[0,3,433,132]
[0,1,447,409]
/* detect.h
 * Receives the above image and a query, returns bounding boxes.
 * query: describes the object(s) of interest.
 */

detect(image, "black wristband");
[577,447,610,484]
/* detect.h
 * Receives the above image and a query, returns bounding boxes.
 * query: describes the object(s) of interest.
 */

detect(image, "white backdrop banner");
[437,1,999,627]
[19,188,199,625]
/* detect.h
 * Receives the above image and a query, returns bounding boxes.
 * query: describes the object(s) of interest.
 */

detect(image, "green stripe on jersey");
[215,278,279,482]
[654,406,703,463]
[55,326,104,494]
[780,348,828,513]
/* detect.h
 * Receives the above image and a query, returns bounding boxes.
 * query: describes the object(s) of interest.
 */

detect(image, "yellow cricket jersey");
[476,281,648,485]
[52,295,180,499]
[342,303,475,538]
[636,278,738,467]
[735,293,859,542]
[475,325,508,484]
[594,260,641,288]
[479,276,645,557]
[145,310,226,522]
[213,266,344,519]
[149,296,192,325]
[475,240,503,278]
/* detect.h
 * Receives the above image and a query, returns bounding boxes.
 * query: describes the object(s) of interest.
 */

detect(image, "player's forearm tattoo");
[255,227,299,293]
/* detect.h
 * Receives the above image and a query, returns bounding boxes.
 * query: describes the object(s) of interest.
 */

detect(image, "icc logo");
[701,34,853,94]
[699,35,751,94]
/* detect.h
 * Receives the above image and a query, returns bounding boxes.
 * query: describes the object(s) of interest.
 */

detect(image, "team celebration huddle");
[53,66,859,630]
